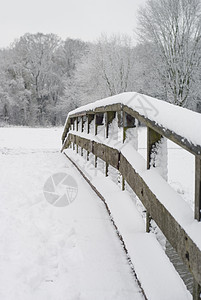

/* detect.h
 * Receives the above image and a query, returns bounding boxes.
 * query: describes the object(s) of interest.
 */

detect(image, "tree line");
[0,0,201,126]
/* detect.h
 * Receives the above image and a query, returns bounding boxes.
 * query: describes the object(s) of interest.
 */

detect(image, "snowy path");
[0,128,143,300]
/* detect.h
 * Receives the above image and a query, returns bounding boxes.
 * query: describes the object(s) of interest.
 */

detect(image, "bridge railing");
[61,92,201,299]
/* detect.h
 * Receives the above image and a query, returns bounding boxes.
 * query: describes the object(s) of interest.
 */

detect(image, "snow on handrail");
[64,92,201,155]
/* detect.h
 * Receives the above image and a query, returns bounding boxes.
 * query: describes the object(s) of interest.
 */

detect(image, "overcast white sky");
[0,0,146,48]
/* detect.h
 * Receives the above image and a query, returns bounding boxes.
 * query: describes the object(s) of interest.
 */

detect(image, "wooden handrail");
[62,103,201,156]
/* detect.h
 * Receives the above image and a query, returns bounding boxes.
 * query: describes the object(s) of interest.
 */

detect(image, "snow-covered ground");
[0,126,195,299]
[0,127,144,300]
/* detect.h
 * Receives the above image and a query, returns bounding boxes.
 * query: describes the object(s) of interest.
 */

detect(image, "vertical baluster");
[76,117,78,131]
[94,113,104,168]
[122,111,136,190]
[105,111,116,176]
[75,117,78,153]
[94,114,98,167]
[193,278,201,300]
[195,156,201,221]
[146,127,162,232]
[86,114,94,161]
[193,156,201,299]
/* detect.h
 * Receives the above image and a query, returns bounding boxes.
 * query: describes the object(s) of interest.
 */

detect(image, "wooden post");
[122,112,136,190]
[70,118,74,131]
[94,113,104,167]
[117,111,125,190]
[81,116,84,133]
[71,118,74,131]
[94,154,97,168]
[195,156,201,221]
[147,127,162,169]
[115,111,124,189]
[81,115,87,133]
[73,134,75,151]
[81,117,84,155]
[76,117,78,131]
[87,114,94,134]
[95,113,104,135]
[193,278,201,300]
[87,114,94,160]
[122,177,125,191]
[105,112,116,176]
[95,114,98,136]
[94,114,98,167]
[122,112,126,190]
[117,111,123,128]
[105,163,109,177]
[146,127,162,232]
[123,111,126,143]
[122,112,127,190]
[105,111,116,138]
[123,111,136,142]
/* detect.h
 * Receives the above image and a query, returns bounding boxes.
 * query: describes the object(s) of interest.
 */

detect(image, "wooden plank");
[195,156,201,221]
[69,111,87,118]
[94,103,122,113]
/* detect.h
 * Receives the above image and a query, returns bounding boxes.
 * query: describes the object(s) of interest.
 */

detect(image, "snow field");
[0,127,144,300]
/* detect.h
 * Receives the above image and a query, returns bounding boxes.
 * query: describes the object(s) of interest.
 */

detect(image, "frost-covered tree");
[138,0,201,108]
[95,34,135,95]
[74,34,136,105]
[13,33,62,125]
[0,48,34,125]
[56,38,88,78]
[0,34,89,126]
[0,50,12,124]
[54,38,89,123]
[133,42,166,100]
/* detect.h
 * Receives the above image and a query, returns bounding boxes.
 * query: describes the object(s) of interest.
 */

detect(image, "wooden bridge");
[61,92,201,300]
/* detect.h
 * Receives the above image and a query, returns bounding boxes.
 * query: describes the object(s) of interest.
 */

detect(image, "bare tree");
[74,34,136,105]
[57,38,88,78]
[133,42,166,100]
[11,33,62,125]
[138,0,201,108]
